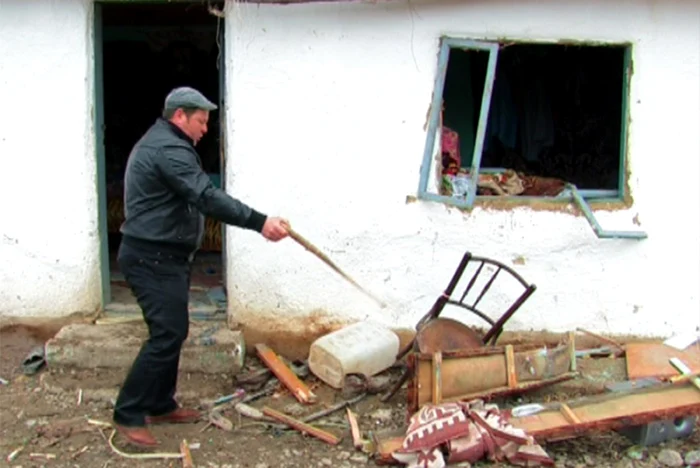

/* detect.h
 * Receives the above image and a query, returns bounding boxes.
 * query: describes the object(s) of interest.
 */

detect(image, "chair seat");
[416,318,483,354]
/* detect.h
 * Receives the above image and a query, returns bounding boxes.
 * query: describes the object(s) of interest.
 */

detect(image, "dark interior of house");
[102,2,224,255]
[440,43,626,197]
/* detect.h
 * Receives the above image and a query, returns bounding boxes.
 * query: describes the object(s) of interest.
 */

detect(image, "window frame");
[417,37,633,209]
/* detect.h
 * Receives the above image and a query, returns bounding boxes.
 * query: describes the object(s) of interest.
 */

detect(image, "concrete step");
[44,321,244,375]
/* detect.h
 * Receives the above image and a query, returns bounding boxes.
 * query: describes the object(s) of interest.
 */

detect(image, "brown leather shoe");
[146,408,201,425]
[115,425,159,447]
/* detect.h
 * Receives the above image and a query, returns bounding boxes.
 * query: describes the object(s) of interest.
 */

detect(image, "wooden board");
[625,342,700,379]
[509,384,700,442]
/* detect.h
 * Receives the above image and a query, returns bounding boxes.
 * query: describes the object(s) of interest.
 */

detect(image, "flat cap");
[164,86,218,111]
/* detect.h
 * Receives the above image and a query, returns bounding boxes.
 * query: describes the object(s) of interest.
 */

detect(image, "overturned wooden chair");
[381,251,537,402]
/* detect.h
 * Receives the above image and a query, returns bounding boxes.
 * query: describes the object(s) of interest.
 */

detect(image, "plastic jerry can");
[308,321,400,389]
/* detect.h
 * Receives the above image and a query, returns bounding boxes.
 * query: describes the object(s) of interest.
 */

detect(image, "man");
[114,86,289,447]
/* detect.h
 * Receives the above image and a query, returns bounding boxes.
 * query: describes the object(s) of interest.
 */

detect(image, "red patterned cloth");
[392,400,553,468]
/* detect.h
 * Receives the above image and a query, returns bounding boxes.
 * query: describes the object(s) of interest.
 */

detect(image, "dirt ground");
[1,324,699,468]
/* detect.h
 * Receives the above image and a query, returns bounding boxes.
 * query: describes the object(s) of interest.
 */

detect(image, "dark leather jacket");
[120,118,266,254]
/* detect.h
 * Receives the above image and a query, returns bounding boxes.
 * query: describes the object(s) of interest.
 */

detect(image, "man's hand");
[261,217,290,242]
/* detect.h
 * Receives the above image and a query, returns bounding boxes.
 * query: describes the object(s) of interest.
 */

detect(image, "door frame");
[93,1,228,309]
[94,2,110,309]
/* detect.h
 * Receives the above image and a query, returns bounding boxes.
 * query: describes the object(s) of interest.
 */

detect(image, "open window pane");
[428,41,629,202]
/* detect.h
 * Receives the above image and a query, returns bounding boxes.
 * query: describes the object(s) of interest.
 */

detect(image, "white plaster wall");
[224,0,700,338]
[0,0,101,317]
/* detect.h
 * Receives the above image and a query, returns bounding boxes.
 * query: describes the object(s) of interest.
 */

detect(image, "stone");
[350,454,368,463]
[626,446,646,460]
[369,409,393,424]
[657,449,683,467]
[685,450,700,466]
[583,454,596,466]
[283,403,306,417]
[45,322,244,374]
[337,452,351,460]
[614,461,634,468]
[366,374,393,393]
[319,458,332,466]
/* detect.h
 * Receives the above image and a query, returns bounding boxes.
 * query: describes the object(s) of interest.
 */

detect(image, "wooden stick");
[669,358,700,391]
[346,408,363,449]
[302,393,367,423]
[180,439,194,468]
[256,344,317,404]
[283,223,387,308]
[505,345,517,389]
[559,403,581,424]
[262,407,341,445]
[576,328,623,350]
[432,352,442,404]
[669,371,700,383]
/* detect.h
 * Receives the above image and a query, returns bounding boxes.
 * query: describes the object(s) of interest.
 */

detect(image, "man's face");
[172,109,210,145]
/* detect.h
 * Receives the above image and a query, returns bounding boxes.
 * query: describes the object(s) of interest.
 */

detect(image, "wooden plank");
[255,344,317,404]
[559,404,580,424]
[432,352,442,404]
[669,358,700,391]
[626,342,700,379]
[180,439,194,468]
[505,345,517,388]
[346,408,363,449]
[509,385,700,442]
[262,407,341,445]
[410,341,575,412]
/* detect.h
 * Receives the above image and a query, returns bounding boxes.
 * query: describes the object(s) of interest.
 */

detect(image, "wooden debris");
[180,439,194,468]
[77,388,83,405]
[6,446,24,462]
[262,407,341,445]
[202,388,246,409]
[509,384,700,442]
[234,402,269,421]
[29,453,56,460]
[669,358,700,391]
[209,411,234,431]
[256,344,317,404]
[576,327,624,351]
[408,340,576,414]
[669,371,700,384]
[346,408,363,449]
[71,445,89,460]
[302,393,367,424]
[626,342,700,379]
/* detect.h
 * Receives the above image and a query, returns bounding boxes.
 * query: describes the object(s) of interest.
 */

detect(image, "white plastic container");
[308,321,400,389]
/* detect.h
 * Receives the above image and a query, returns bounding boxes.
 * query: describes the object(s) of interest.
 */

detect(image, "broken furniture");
[382,251,537,402]
[372,380,700,466]
[406,337,577,415]
[507,381,700,443]
[606,378,698,446]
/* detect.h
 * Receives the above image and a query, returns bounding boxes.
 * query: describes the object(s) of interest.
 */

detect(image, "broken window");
[418,38,631,207]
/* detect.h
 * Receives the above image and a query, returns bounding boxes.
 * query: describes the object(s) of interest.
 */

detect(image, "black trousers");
[112,241,191,427]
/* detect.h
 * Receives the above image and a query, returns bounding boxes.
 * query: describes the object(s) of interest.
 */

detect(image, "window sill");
[415,187,646,240]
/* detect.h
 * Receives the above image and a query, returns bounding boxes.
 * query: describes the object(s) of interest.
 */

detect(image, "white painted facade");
[0,0,698,339]
[0,0,101,318]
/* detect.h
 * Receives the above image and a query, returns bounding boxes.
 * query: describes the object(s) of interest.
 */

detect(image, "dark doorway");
[96,2,227,315]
